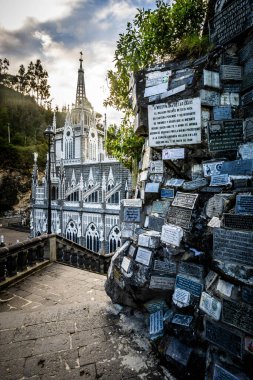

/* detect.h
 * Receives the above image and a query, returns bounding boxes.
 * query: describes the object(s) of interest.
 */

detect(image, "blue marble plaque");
[172,314,193,327]
[145,182,160,193]
[213,106,232,120]
[208,120,243,152]
[175,275,203,297]
[161,188,174,199]
[220,159,253,176]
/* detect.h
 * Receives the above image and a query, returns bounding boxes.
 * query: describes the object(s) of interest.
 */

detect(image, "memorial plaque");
[160,84,186,99]
[149,310,163,338]
[123,207,141,223]
[208,120,244,152]
[210,174,230,186]
[121,223,135,238]
[206,195,225,218]
[201,186,224,193]
[222,298,253,335]
[128,244,136,258]
[200,292,221,321]
[205,319,243,358]
[149,160,164,173]
[213,228,253,265]
[135,247,153,266]
[235,195,253,214]
[178,262,204,279]
[220,65,242,81]
[205,271,218,290]
[173,288,191,307]
[220,92,239,106]
[233,178,250,189]
[222,83,241,93]
[121,257,132,273]
[146,70,171,88]
[208,217,221,228]
[138,231,160,249]
[238,143,253,160]
[161,188,174,199]
[182,178,208,190]
[209,0,253,45]
[216,279,233,297]
[162,148,185,160]
[152,200,170,215]
[172,314,193,327]
[203,69,220,88]
[145,182,160,193]
[139,170,148,181]
[148,216,165,232]
[200,89,220,106]
[172,192,198,209]
[144,81,168,98]
[165,178,185,187]
[161,224,183,247]
[191,164,204,180]
[153,259,177,275]
[149,173,163,183]
[223,214,253,230]
[241,287,253,305]
[241,90,253,106]
[220,159,253,176]
[203,161,224,177]
[149,275,175,290]
[244,118,253,140]
[148,98,201,147]
[213,106,232,120]
[175,275,203,297]
[122,199,142,207]
[201,108,211,129]
[213,364,242,380]
[166,337,192,367]
[167,206,192,229]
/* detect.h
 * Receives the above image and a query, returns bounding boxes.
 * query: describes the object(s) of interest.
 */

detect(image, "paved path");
[0,263,168,380]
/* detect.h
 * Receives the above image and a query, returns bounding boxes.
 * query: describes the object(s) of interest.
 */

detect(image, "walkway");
[0,263,168,380]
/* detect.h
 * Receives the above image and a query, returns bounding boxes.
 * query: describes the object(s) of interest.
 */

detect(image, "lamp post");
[44,125,55,234]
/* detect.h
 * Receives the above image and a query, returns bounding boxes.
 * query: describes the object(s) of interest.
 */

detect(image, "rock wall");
[105,1,253,379]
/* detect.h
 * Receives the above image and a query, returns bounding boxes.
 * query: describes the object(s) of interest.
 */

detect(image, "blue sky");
[0,0,156,124]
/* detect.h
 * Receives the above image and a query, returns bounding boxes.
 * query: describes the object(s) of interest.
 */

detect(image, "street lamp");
[44,125,55,234]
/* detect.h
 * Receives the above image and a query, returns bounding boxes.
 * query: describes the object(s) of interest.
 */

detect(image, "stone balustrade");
[0,234,113,288]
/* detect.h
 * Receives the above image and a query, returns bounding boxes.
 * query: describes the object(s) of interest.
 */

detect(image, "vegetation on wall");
[104,0,209,171]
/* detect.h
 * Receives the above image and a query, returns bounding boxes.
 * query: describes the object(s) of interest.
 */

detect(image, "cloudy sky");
[0,0,156,124]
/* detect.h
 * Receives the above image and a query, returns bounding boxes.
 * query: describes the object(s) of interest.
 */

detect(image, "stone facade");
[30,54,131,255]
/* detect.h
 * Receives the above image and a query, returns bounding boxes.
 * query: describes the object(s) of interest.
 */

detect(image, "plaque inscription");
[167,206,192,229]
[222,298,253,335]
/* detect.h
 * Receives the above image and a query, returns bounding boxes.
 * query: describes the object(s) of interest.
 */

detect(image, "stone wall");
[105,1,253,379]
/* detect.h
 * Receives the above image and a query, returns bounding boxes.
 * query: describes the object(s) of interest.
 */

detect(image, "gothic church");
[30,53,131,254]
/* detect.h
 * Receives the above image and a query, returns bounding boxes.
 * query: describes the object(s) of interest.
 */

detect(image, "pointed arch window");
[108,226,121,254]
[65,220,78,243]
[85,223,100,252]
[65,129,74,159]
[108,192,119,204]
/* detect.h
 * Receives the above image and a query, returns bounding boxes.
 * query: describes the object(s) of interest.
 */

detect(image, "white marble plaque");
[161,224,183,247]
[205,195,225,218]
[165,178,185,187]
[160,84,186,99]
[145,183,160,193]
[162,148,185,160]
[216,279,233,297]
[122,199,142,207]
[149,160,164,173]
[121,257,132,273]
[203,69,220,88]
[148,98,201,147]
[210,174,231,186]
[139,170,148,181]
[135,247,153,266]
[138,231,160,249]
[200,292,221,321]
[144,82,168,97]
[207,217,221,228]
[221,92,240,106]
[146,70,171,88]
[173,288,191,307]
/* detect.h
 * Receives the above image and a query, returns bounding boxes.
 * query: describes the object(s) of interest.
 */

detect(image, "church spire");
[76,51,86,106]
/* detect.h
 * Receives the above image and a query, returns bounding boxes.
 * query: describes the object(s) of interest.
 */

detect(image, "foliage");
[105,120,144,171]
[104,0,208,173]
[0,58,51,107]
